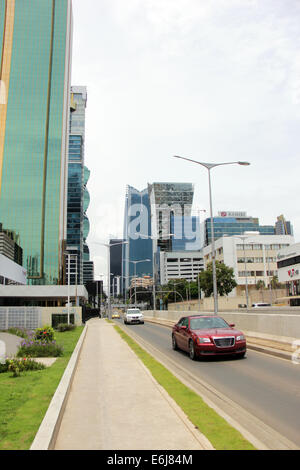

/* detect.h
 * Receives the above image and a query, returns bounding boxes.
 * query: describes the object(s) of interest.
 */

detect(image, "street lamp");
[91,241,128,319]
[173,155,250,314]
[235,236,251,309]
[263,244,273,305]
[94,273,105,313]
[119,275,134,304]
[125,259,151,306]
[64,251,78,324]
[137,233,173,311]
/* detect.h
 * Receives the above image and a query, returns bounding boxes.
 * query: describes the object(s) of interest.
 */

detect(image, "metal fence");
[0,307,42,330]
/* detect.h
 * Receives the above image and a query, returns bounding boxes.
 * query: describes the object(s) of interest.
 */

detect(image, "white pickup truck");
[124,308,144,325]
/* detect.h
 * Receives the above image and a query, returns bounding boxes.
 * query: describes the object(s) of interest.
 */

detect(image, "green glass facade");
[0,0,72,284]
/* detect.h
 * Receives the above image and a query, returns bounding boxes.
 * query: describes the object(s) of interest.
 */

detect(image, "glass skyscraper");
[203,212,275,246]
[148,182,194,251]
[67,86,91,285]
[171,215,202,251]
[122,185,153,293]
[0,0,73,284]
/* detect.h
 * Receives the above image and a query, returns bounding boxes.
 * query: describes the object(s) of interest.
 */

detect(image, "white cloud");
[72,0,300,276]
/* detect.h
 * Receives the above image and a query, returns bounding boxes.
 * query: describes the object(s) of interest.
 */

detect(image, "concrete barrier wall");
[168,289,288,312]
[144,310,300,340]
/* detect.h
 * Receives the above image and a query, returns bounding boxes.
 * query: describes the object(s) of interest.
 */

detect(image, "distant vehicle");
[112,312,120,319]
[251,303,271,308]
[124,308,144,325]
[172,315,246,360]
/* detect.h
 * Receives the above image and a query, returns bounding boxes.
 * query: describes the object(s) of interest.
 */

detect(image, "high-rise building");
[0,223,22,265]
[203,211,275,247]
[66,86,89,285]
[122,186,153,293]
[82,167,93,285]
[0,0,73,284]
[275,215,293,236]
[170,215,202,251]
[147,182,194,286]
[148,182,194,251]
[110,238,123,297]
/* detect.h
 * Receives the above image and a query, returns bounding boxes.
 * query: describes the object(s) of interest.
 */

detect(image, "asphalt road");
[116,319,300,448]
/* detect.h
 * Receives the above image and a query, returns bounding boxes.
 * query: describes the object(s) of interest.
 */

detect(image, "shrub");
[34,325,55,343]
[17,340,64,358]
[1,358,46,377]
[3,327,34,339]
[56,323,76,332]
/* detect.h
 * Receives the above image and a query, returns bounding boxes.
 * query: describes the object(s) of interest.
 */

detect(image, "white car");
[124,308,144,325]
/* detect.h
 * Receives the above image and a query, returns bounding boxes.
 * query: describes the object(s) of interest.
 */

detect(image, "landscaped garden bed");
[0,325,84,450]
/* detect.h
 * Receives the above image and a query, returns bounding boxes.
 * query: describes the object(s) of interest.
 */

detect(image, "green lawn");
[114,325,256,451]
[0,327,84,450]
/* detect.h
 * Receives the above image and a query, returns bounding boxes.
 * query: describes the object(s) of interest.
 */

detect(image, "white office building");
[160,251,204,285]
[277,242,300,305]
[203,233,294,296]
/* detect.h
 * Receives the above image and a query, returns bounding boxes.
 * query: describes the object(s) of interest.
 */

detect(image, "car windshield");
[127,309,140,314]
[190,317,229,330]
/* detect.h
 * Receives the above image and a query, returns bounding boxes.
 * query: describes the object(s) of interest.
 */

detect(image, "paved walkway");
[54,318,213,450]
[0,332,23,358]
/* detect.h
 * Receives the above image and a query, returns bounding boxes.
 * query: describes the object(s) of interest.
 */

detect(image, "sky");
[71,0,300,280]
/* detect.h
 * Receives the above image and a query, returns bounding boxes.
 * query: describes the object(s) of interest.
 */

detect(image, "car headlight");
[196,337,211,344]
[236,335,245,341]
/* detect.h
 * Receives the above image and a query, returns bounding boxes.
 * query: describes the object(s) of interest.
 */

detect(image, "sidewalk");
[53,318,213,450]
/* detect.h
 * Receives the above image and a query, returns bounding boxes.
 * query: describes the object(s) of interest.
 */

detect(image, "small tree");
[255,280,265,290]
[199,261,237,297]
[255,279,265,301]
[270,275,285,289]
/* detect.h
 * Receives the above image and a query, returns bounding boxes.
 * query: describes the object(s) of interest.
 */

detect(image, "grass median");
[114,324,256,451]
[0,326,84,450]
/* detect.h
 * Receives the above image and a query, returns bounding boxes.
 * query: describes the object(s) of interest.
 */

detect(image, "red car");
[172,315,246,360]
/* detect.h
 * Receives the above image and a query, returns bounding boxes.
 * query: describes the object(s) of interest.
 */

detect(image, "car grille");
[213,337,235,348]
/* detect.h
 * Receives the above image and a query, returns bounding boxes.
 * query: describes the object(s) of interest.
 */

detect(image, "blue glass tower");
[171,215,202,251]
[66,86,92,285]
[122,186,153,293]
[204,213,275,246]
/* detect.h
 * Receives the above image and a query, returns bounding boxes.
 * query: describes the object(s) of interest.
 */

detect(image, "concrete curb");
[30,324,88,450]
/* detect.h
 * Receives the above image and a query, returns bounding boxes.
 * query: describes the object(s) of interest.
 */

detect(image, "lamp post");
[95,273,105,313]
[235,235,251,309]
[91,241,128,319]
[264,244,273,305]
[137,233,173,311]
[120,275,133,305]
[173,155,250,314]
[64,251,78,324]
[125,259,151,307]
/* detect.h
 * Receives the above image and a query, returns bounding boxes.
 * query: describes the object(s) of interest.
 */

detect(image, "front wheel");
[189,340,196,360]
[172,334,178,350]
[236,351,246,359]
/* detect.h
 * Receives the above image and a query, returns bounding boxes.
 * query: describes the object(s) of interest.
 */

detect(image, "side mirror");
[229,323,235,328]
[181,325,187,330]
